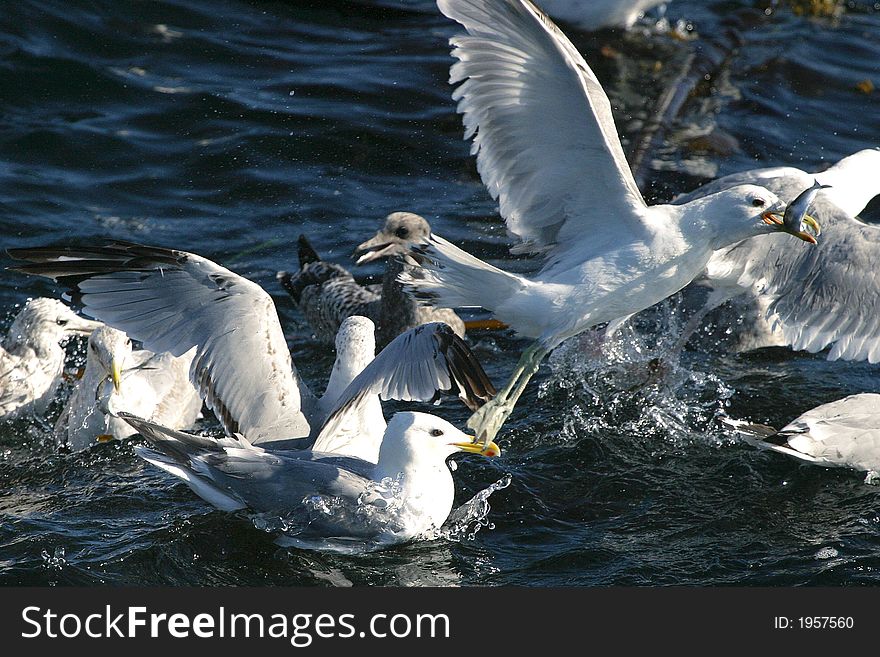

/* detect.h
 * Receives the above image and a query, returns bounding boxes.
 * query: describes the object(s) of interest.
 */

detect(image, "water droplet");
[815,547,838,560]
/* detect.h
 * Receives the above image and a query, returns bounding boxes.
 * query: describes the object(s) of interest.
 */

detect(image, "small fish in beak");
[761,180,827,244]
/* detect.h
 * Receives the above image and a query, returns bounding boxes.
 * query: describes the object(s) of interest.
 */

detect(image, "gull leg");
[467,343,549,444]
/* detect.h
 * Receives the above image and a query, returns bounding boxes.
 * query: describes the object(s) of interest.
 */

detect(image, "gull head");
[87,326,134,393]
[354,212,432,264]
[379,411,501,473]
[706,185,820,247]
[5,298,102,348]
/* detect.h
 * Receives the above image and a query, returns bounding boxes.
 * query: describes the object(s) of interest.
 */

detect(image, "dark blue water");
[2,0,880,586]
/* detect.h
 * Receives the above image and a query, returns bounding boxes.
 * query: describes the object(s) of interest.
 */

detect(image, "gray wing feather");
[679,172,880,363]
[124,413,372,514]
[9,242,314,441]
[313,322,495,452]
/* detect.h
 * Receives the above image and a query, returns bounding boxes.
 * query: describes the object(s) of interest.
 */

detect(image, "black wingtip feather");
[432,323,496,411]
[298,234,321,267]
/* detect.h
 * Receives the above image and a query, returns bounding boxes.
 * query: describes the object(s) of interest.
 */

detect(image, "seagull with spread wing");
[673,148,880,361]
[403,0,818,443]
[8,241,496,465]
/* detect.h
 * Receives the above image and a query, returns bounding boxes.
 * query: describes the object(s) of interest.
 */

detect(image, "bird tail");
[124,413,247,511]
[717,415,819,463]
[401,234,526,313]
[297,234,321,267]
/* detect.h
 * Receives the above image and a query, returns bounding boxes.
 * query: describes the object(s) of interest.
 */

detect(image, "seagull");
[0,297,101,420]
[672,148,880,361]
[277,212,465,346]
[403,0,817,443]
[720,394,880,485]
[54,325,202,451]
[8,241,496,464]
[125,409,500,550]
[537,0,669,30]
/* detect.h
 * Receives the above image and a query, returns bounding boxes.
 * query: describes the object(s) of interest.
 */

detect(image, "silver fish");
[783,180,829,236]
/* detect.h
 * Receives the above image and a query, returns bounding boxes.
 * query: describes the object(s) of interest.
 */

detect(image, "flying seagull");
[403,0,817,443]
[538,0,670,30]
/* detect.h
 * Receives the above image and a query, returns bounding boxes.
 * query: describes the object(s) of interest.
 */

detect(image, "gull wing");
[9,241,313,442]
[678,152,880,362]
[125,413,372,514]
[438,0,648,257]
[776,394,880,472]
[313,322,495,454]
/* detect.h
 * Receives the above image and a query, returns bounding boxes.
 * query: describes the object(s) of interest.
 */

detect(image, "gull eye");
[126,338,132,347]
[395,226,410,239]
[751,197,766,208]
[56,318,69,326]
[430,428,444,437]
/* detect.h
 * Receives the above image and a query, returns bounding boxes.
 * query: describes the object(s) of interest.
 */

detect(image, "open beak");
[452,435,501,458]
[353,233,399,264]
[761,210,820,245]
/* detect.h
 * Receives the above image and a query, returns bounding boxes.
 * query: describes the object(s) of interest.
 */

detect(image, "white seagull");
[673,148,880,361]
[54,325,202,451]
[0,297,101,420]
[125,409,499,550]
[9,241,496,464]
[403,0,818,443]
[721,394,880,485]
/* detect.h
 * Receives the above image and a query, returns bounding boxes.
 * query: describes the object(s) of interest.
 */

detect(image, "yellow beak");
[110,359,122,393]
[761,210,821,244]
[452,436,501,457]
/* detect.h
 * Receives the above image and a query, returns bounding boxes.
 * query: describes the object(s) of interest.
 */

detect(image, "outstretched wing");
[439,0,648,256]
[678,155,880,363]
[313,322,495,453]
[9,241,314,442]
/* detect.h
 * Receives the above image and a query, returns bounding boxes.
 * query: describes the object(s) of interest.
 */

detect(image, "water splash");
[542,300,734,447]
[257,473,511,555]
[438,474,512,543]
[41,546,66,572]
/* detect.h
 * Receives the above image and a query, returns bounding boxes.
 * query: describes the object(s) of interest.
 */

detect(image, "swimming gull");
[126,410,500,549]
[0,297,101,419]
[402,0,818,443]
[720,394,880,485]
[9,241,495,463]
[54,325,201,451]
[277,212,465,346]
[537,0,670,30]
[673,147,880,360]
